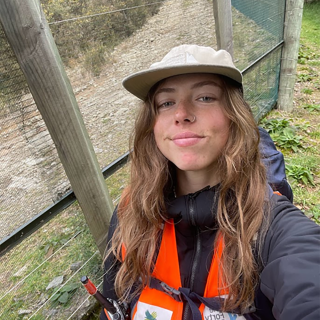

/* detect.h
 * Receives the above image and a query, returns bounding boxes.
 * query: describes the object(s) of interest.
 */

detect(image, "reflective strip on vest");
[131,221,246,320]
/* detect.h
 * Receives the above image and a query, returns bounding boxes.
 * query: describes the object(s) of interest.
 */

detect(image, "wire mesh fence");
[0,0,286,318]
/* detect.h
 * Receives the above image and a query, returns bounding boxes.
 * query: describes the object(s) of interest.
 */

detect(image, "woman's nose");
[174,100,196,124]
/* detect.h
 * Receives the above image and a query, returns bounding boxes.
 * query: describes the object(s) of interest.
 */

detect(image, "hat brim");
[122,64,243,101]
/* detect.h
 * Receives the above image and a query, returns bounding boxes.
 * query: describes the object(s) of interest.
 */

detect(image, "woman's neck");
[175,168,221,196]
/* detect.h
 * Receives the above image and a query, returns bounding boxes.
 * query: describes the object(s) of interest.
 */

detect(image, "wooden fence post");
[0,0,114,255]
[278,0,304,111]
[212,0,234,58]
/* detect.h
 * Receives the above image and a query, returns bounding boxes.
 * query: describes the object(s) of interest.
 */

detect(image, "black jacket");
[100,186,320,320]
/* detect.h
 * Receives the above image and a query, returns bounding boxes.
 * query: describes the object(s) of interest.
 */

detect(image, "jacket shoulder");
[259,195,320,319]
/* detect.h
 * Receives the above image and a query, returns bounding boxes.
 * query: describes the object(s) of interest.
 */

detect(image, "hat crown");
[150,45,235,69]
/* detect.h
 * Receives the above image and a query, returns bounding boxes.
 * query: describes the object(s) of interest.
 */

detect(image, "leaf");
[312,206,320,220]
[60,283,80,293]
[306,172,315,185]
[301,176,308,185]
[58,292,69,304]
[283,127,294,136]
[51,292,60,302]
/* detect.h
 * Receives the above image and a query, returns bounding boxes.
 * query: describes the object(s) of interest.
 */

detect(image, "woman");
[100,45,319,320]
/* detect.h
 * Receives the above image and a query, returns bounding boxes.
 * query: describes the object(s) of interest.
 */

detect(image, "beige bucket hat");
[122,44,242,101]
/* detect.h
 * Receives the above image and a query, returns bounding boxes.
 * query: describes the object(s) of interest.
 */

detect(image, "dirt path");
[0,0,216,239]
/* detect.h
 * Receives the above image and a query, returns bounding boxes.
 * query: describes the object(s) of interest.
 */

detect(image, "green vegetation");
[301,88,314,95]
[311,205,320,224]
[0,206,103,319]
[0,164,130,319]
[300,1,320,48]
[298,44,319,65]
[51,283,81,304]
[260,112,320,221]
[260,1,320,222]
[260,115,318,188]
[259,118,305,152]
[84,45,107,76]
[286,163,315,186]
[302,103,320,112]
[297,71,314,83]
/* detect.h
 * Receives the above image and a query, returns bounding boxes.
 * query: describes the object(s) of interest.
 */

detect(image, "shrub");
[260,118,304,152]
[286,163,315,186]
[84,45,106,76]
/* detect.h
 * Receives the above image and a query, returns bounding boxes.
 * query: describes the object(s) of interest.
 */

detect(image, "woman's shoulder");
[267,193,319,237]
[258,194,320,319]
[262,193,320,262]
[268,193,318,227]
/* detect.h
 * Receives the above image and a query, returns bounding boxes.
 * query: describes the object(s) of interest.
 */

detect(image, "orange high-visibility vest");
[130,221,246,320]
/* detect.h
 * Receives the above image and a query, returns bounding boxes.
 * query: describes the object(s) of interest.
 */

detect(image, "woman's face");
[153,73,230,176]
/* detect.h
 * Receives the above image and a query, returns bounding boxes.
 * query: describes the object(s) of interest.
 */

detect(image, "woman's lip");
[171,132,204,147]
[172,132,202,140]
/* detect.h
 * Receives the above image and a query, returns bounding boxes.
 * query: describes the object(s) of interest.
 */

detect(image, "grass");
[0,205,102,319]
[300,1,320,48]
[259,1,320,223]
[0,165,130,319]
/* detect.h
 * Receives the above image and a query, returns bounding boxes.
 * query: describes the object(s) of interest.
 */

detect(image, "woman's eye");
[198,96,215,102]
[157,101,174,109]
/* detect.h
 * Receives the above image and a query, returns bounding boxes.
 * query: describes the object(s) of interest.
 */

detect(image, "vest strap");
[178,287,202,320]
[149,277,182,302]
[149,277,257,320]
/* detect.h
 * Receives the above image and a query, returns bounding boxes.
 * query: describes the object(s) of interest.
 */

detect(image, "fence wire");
[0,0,286,318]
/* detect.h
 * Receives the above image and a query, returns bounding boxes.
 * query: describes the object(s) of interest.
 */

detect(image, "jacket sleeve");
[259,195,320,319]
[100,208,121,320]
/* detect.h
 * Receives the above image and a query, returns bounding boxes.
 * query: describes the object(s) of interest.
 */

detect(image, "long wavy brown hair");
[107,74,269,312]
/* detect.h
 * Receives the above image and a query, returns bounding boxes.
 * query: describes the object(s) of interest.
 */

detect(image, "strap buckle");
[160,282,182,302]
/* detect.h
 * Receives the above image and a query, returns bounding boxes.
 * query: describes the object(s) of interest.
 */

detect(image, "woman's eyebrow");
[155,87,176,96]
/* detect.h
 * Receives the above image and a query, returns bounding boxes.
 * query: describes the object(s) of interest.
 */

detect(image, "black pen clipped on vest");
[81,276,129,320]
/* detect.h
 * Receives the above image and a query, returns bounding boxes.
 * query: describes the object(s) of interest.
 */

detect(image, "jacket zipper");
[182,194,202,320]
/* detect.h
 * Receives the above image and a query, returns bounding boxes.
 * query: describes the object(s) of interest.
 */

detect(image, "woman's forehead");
[157,73,223,89]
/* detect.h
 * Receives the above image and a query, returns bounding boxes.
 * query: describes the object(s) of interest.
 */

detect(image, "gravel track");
[0,0,216,239]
